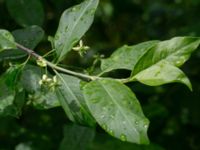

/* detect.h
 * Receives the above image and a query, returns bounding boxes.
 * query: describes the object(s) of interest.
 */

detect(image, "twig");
[16,42,98,81]
[16,42,131,83]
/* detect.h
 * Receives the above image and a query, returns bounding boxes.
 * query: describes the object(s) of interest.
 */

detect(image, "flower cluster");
[36,57,47,67]
[39,74,58,91]
[72,40,90,56]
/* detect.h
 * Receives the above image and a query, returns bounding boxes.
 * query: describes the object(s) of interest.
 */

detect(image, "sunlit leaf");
[0,29,16,52]
[101,41,158,73]
[59,124,95,150]
[130,37,200,88]
[83,79,149,144]
[6,0,44,27]
[54,0,99,62]
[132,60,192,90]
[132,37,200,75]
[56,73,95,126]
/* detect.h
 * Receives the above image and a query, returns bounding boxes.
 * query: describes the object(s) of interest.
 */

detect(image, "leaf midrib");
[59,0,95,60]
[102,41,158,73]
[98,80,139,138]
[57,74,91,115]
[58,74,80,105]
[133,38,200,76]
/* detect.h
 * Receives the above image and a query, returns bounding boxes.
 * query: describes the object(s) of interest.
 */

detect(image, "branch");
[16,42,99,81]
[16,42,131,83]
[16,43,41,59]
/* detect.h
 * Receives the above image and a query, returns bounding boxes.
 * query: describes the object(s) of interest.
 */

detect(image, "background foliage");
[0,0,200,149]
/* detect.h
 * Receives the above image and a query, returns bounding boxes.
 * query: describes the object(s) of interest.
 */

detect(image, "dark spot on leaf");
[69,100,80,112]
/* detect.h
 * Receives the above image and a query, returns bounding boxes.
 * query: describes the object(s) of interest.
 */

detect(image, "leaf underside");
[132,60,192,90]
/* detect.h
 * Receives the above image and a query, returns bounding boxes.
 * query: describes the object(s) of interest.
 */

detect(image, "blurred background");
[0,0,200,149]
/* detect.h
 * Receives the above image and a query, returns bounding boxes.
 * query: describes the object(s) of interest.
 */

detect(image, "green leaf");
[0,26,44,61]
[83,79,149,144]
[0,77,15,116]
[15,143,32,150]
[0,29,16,52]
[130,37,200,88]
[3,89,26,117]
[20,65,42,93]
[56,73,95,127]
[101,41,158,73]
[29,91,60,110]
[21,65,60,109]
[132,37,200,75]
[132,60,192,90]
[0,65,25,117]
[54,0,99,62]
[12,25,44,49]
[89,134,165,150]
[6,0,44,27]
[59,124,95,150]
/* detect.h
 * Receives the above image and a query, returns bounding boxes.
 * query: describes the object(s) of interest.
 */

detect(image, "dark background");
[0,0,200,149]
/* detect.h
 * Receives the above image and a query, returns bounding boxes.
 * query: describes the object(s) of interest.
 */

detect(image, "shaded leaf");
[89,133,165,150]
[0,29,16,52]
[3,88,26,117]
[12,25,44,49]
[29,92,60,110]
[54,0,99,62]
[56,73,95,126]
[132,60,192,90]
[21,65,42,93]
[101,41,158,73]
[6,0,44,27]
[0,65,25,117]
[132,37,200,75]
[21,65,60,109]
[0,77,15,116]
[0,26,44,61]
[83,79,149,144]
[59,124,95,150]
[15,143,32,150]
